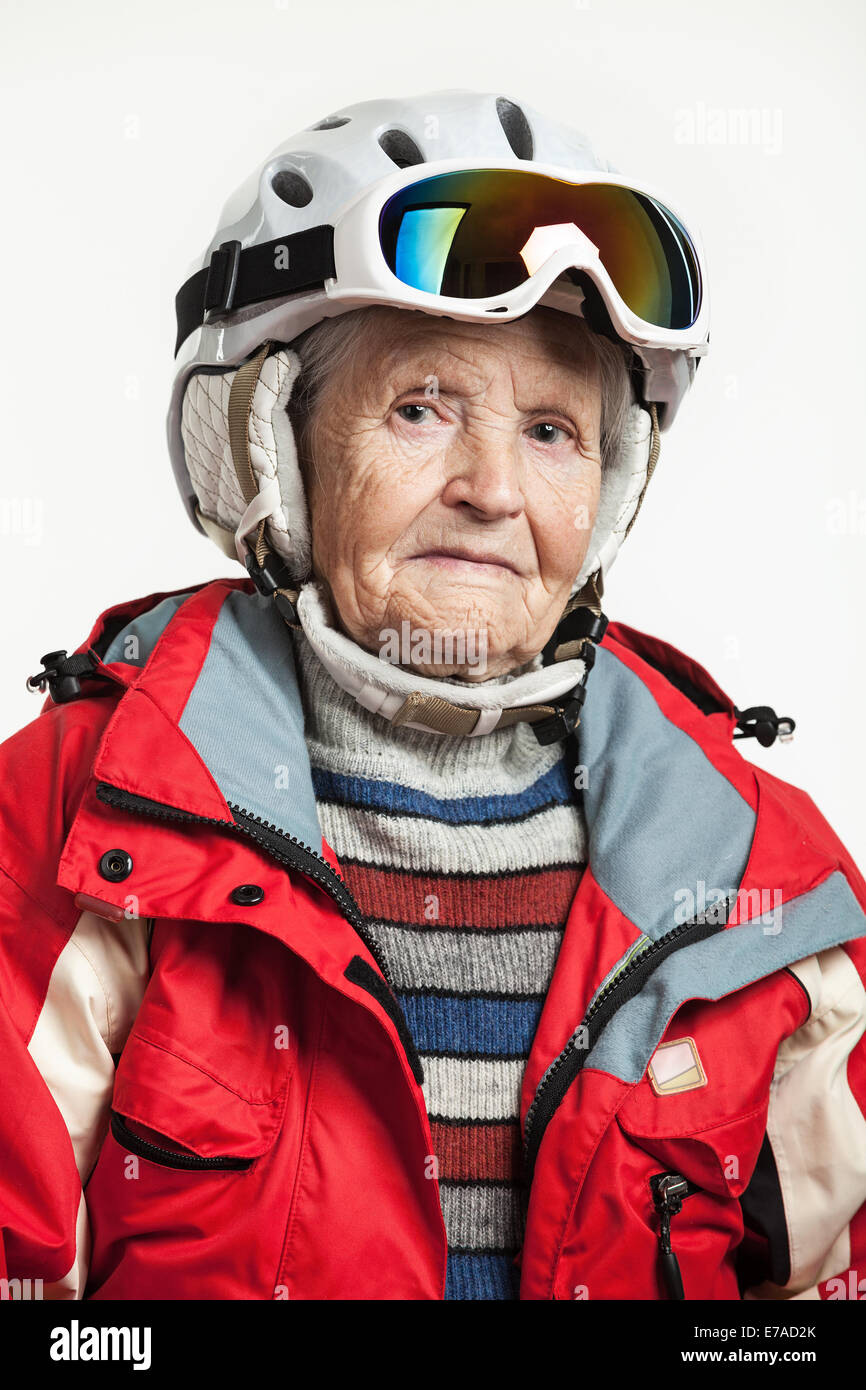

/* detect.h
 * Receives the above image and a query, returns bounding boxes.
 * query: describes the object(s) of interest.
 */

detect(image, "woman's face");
[303,306,603,680]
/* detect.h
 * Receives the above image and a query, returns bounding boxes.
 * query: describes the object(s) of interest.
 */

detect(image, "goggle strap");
[175,225,336,355]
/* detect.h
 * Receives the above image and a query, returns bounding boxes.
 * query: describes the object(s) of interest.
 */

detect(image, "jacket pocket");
[615,970,809,1196]
[616,1056,769,1200]
[109,1028,293,1172]
[110,1110,254,1171]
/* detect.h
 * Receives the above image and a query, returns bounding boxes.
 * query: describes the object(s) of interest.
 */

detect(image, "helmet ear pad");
[572,401,654,591]
[181,344,654,597]
[181,347,312,584]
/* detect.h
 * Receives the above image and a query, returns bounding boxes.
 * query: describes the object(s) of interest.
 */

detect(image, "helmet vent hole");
[378,128,425,169]
[271,169,314,207]
[309,115,350,130]
[495,98,534,159]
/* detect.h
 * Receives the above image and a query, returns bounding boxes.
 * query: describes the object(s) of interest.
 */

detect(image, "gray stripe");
[178,589,322,851]
[422,1056,524,1121]
[365,921,563,994]
[580,645,756,941]
[103,592,194,667]
[316,800,585,876]
[440,1183,524,1251]
[587,870,865,1083]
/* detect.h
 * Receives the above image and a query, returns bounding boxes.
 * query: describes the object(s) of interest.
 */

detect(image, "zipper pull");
[650,1171,690,1300]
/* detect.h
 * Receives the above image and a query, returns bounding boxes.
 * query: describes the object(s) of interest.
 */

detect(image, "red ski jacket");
[1,577,865,1301]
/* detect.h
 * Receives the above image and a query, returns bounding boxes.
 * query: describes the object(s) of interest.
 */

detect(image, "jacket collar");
[79,579,754,883]
[61,578,866,1030]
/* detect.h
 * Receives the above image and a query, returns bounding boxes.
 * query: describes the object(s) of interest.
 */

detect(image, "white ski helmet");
[167,88,708,632]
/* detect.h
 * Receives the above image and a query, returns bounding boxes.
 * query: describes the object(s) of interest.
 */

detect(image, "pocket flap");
[113,1031,290,1161]
[617,969,809,1142]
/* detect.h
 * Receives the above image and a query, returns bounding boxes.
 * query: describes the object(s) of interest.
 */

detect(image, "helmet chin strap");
[291,578,607,743]
[226,341,609,744]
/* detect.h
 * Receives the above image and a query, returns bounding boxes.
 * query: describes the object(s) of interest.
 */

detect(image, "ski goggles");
[332,160,707,351]
[377,167,701,328]
[175,160,707,356]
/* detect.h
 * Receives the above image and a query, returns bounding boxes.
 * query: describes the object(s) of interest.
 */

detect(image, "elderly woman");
[1,89,865,1306]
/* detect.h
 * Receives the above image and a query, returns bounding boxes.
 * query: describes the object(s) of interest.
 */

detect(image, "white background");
[1,0,864,863]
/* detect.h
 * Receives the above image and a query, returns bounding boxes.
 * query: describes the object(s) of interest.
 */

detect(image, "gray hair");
[286,305,634,481]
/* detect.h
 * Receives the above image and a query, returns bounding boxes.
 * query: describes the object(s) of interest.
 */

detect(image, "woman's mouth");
[410,548,520,574]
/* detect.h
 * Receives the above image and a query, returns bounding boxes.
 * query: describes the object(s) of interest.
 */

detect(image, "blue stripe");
[445,1253,520,1300]
[310,760,572,824]
[399,992,544,1056]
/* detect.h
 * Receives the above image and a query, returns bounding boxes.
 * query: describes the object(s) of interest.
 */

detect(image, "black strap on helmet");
[174,225,336,356]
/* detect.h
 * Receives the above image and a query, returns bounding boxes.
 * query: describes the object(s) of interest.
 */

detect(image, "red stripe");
[334,862,583,928]
[430,1119,523,1182]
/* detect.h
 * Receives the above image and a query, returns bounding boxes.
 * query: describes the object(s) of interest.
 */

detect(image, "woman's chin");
[370,606,532,681]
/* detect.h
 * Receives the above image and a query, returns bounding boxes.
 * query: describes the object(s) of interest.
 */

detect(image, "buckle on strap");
[531,682,588,745]
[542,603,608,666]
[203,239,242,321]
[533,602,608,744]
[243,549,300,626]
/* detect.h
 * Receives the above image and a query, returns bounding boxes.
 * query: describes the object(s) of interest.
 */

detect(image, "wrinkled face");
[303,306,602,680]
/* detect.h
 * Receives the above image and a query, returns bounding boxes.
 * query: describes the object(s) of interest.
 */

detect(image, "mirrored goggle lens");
[379,169,702,330]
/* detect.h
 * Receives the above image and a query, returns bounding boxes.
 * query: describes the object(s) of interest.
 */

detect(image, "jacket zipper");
[650,1170,699,1299]
[110,1111,253,1171]
[523,900,731,1180]
[95,781,396,989]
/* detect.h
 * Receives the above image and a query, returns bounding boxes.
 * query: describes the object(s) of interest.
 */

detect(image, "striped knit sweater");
[291,632,588,1300]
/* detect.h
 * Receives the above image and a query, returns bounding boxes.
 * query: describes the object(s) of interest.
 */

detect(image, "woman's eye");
[527,421,570,445]
[395,402,432,424]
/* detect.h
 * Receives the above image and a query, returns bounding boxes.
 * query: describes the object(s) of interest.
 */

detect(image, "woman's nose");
[440,431,524,518]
